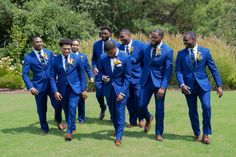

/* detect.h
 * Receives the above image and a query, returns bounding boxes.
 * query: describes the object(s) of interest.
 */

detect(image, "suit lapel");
[31,51,44,67]
[185,49,194,71]
[105,56,112,76]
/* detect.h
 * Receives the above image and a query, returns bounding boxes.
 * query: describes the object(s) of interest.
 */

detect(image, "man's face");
[183,34,196,48]
[71,41,80,53]
[101,29,112,41]
[32,37,43,51]
[106,48,117,58]
[119,32,131,45]
[61,44,71,57]
[151,32,162,47]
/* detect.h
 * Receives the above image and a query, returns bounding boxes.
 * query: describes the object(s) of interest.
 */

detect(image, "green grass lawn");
[0,90,236,157]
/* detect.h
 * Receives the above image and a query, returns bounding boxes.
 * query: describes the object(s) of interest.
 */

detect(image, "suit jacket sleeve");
[49,57,58,94]
[206,49,222,87]
[91,44,97,69]
[120,56,131,95]
[22,55,33,90]
[161,49,173,88]
[175,52,185,86]
[77,58,87,91]
[83,55,93,79]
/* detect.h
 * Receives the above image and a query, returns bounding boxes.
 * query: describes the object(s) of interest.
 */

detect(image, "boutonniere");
[197,51,202,61]
[80,55,84,61]
[113,58,122,67]
[69,58,75,65]
[43,53,48,60]
[129,47,134,53]
[155,47,161,56]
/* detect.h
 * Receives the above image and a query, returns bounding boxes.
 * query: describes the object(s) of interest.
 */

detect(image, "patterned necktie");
[65,56,69,72]
[190,49,196,67]
[38,51,46,67]
[152,48,156,58]
[125,45,129,54]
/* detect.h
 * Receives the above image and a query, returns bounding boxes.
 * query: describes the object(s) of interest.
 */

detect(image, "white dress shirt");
[150,41,163,57]
[188,44,198,61]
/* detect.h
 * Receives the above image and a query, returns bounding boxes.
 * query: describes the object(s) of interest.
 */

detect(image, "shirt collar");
[127,40,133,47]
[188,44,198,53]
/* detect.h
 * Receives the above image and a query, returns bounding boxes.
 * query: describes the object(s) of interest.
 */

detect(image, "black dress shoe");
[65,133,72,142]
[99,111,105,120]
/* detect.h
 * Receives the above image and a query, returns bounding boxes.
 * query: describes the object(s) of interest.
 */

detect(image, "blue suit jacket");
[175,46,222,92]
[76,52,93,79]
[133,43,173,89]
[22,48,54,92]
[99,51,131,98]
[50,53,86,95]
[118,40,144,85]
[91,39,120,70]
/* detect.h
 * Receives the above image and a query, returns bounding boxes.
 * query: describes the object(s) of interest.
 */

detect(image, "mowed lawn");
[0,90,235,157]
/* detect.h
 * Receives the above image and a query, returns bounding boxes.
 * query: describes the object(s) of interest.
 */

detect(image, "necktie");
[38,51,46,66]
[152,48,156,58]
[190,49,196,67]
[65,56,69,72]
[125,45,129,54]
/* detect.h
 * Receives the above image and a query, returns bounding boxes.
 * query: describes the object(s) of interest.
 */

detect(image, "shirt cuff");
[29,87,34,91]
[119,93,126,97]
[180,84,185,88]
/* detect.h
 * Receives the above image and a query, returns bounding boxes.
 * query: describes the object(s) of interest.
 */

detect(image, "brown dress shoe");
[65,133,73,142]
[57,122,67,130]
[99,111,105,120]
[202,135,210,144]
[144,115,153,132]
[156,135,164,141]
[194,135,201,142]
[115,140,122,146]
[138,119,145,128]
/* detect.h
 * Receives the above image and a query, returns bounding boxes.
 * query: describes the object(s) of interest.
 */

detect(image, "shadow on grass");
[82,117,113,126]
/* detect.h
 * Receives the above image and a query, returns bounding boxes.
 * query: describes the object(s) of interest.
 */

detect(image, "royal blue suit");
[22,48,62,132]
[118,40,144,125]
[50,53,86,134]
[75,51,93,122]
[99,50,131,140]
[175,46,222,136]
[133,42,173,135]
[92,39,120,113]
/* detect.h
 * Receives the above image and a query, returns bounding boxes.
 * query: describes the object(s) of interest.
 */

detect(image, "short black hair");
[104,40,116,51]
[32,36,42,42]
[152,29,164,38]
[120,28,131,35]
[101,26,112,34]
[59,39,72,47]
[183,31,197,39]
[71,38,80,43]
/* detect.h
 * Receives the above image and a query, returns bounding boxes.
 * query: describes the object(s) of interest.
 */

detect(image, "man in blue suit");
[99,40,131,146]
[50,39,87,141]
[22,36,66,133]
[71,38,93,124]
[118,29,145,128]
[175,31,223,144]
[133,29,173,141]
[92,26,120,120]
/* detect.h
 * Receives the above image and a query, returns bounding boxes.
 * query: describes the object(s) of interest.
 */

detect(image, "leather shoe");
[115,140,122,146]
[99,111,105,120]
[127,123,138,128]
[194,135,201,142]
[65,133,72,142]
[156,135,164,141]
[144,115,153,132]
[139,119,145,128]
[57,122,67,130]
[202,135,210,144]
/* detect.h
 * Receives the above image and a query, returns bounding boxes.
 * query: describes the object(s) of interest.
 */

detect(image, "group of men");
[22,26,223,146]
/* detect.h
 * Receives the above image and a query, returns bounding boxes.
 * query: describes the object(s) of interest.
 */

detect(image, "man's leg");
[77,96,85,123]
[126,84,137,126]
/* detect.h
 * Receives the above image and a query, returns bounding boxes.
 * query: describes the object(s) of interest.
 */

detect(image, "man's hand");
[30,87,39,96]
[181,84,191,95]
[156,88,166,99]
[93,68,99,76]
[54,92,63,101]
[82,91,88,100]
[217,86,223,98]
[117,94,124,102]
[88,78,94,83]
[102,75,110,83]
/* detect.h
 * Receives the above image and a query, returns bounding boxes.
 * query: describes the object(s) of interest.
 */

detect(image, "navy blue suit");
[50,53,86,134]
[99,50,131,140]
[75,51,93,122]
[118,40,144,125]
[133,42,173,136]
[91,39,120,113]
[22,48,62,132]
[175,46,222,136]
